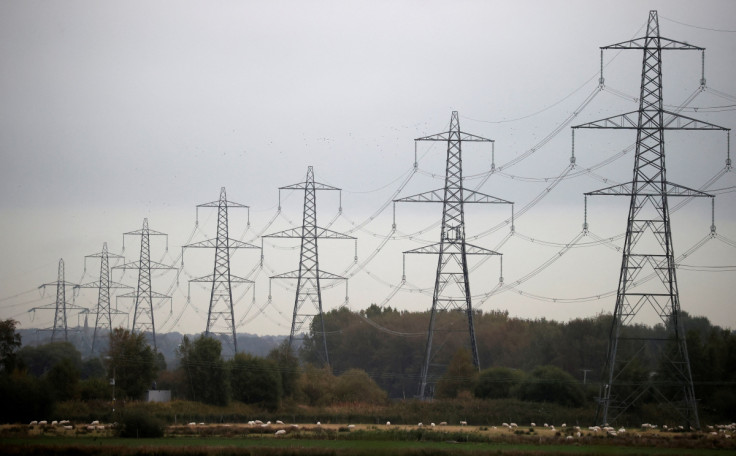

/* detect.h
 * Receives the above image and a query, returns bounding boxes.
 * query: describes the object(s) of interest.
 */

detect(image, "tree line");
[1,306,734,423]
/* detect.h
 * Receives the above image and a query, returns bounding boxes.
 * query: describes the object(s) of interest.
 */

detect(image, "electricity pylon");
[182,187,260,356]
[395,111,512,399]
[31,259,83,343]
[574,10,730,429]
[78,243,130,355]
[264,166,354,365]
[114,218,174,351]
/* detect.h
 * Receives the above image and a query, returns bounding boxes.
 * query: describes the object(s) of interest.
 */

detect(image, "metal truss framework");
[182,187,259,356]
[264,166,354,365]
[31,259,83,343]
[574,10,730,429]
[395,111,512,400]
[78,243,129,355]
[114,218,174,351]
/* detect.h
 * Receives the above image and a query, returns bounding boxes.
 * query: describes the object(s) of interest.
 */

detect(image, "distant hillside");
[16,327,287,367]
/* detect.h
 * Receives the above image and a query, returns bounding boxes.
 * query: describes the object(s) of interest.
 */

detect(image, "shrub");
[518,365,585,407]
[118,410,164,438]
[474,366,525,399]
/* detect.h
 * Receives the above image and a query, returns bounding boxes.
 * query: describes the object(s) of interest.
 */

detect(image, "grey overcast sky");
[1,0,735,337]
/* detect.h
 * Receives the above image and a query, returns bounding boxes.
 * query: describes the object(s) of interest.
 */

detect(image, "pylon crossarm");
[189,274,253,284]
[404,242,501,256]
[78,280,131,289]
[118,290,171,299]
[463,190,513,204]
[197,200,249,209]
[315,227,356,240]
[602,37,703,51]
[280,181,341,191]
[113,260,176,270]
[183,238,260,249]
[270,269,345,280]
[585,181,714,197]
[415,131,493,142]
[394,189,444,203]
[661,110,730,130]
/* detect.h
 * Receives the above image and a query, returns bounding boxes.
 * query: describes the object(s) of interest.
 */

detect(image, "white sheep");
[86,425,95,431]
[29,421,38,426]
[91,420,100,425]
[51,420,58,426]
[291,424,300,429]
[63,425,73,430]
[460,421,467,426]
[276,420,284,425]
[347,424,355,429]
[316,422,321,426]
[386,421,391,426]
[439,421,447,426]
[198,422,204,425]
[254,420,263,425]
[530,422,536,427]
[431,423,435,427]
[275,430,286,435]
[39,421,48,426]
[417,423,423,427]
[96,425,105,430]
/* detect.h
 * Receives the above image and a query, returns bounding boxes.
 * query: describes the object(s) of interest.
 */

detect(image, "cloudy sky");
[1,0,735,338]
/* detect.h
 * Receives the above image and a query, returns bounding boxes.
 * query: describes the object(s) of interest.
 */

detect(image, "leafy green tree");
[0,371,53,423]
[267,339,300,398]
[333,368,387,404]
[177,335,229,405]
[81,357,106,379]
[0,319,22,373]
[474,366,525,399]
[230,353,281,409]
[518,365,585,407]
[435,348,478,399]
[106,328,158,399]
[45,357,80,401]
[19,341,81,377]
[297,364,336,406]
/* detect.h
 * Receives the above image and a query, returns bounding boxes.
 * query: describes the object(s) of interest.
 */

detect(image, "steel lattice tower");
[395,111,512,399]
[264,166,354,365]
[78,243,129,355]
[31,259,82,343]
[182,187,260,355]
[114,218,174,351]
[574,11,729,428]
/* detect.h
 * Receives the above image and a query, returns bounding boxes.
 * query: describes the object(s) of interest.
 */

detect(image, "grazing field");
[2,422,736,456]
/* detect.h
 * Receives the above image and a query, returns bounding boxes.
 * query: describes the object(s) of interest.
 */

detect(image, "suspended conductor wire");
[660,15,736,33]
[706,86,736,103]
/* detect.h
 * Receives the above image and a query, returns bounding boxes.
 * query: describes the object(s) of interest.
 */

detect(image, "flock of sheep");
[28,418,736,439]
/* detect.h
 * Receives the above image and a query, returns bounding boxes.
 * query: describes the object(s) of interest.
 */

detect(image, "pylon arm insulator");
[416,131,494,142]
[264,226,354,240]
[585,181,714,198]
[183,238,260,249]
[188,273,253,284]
[573,110,729,130]
[602,36,703,51]
[118,290,171,299]
[404,242,501,256]
[270,269,346,280]
[113,260,176,270]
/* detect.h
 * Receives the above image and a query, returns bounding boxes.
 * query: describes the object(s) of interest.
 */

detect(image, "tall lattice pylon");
[264,166,354,365]
[394,111,512,399]
[114,218,174,351]
[182,187,260,356]
[31,259,83,343]
[574,10,730,428]
[78,243,129,355]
